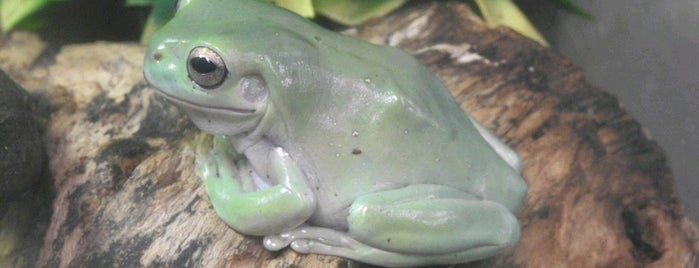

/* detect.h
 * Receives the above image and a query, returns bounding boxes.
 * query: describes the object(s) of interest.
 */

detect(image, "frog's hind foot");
[263,226,394,264]
[263,226,355,252]
[263,226,498,267]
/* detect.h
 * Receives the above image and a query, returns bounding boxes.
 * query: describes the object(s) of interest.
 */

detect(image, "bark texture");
[1,1,697,267]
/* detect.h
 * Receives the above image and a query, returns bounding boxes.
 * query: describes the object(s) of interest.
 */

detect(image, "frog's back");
[278,30,525,215]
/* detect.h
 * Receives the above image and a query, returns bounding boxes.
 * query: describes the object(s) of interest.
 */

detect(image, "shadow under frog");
[143,0,527,266]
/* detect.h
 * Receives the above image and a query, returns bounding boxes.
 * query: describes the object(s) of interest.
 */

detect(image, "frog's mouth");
[155,90,256,115]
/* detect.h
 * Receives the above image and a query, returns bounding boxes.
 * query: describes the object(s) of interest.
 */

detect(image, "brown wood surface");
[1,1,697,267]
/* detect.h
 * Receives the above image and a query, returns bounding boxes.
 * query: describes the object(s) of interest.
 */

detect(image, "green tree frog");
[143,0,528,266]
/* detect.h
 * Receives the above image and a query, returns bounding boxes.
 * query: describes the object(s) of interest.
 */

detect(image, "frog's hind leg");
[265,184,520,267]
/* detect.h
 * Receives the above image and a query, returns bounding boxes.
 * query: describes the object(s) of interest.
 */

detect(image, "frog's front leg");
[264,184,520,267]
[197,136,316,236]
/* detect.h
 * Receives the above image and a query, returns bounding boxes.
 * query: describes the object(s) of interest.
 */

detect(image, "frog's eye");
[187,46,227,89]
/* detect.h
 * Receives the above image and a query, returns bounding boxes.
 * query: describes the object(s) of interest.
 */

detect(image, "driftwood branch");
[0,1,696,267]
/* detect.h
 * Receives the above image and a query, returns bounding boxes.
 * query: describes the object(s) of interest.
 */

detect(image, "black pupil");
[190,57,217,74]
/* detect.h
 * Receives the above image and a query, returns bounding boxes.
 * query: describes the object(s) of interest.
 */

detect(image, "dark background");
[524,0,698,223]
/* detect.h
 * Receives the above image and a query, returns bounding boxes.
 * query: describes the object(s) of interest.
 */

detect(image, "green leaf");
[548,0,593,19]
[126,0,156,6]
[140,0,177,43]
[1,0,51,32]
[313,0,406,26]
[475,0,549,46]
[274,0,314,17]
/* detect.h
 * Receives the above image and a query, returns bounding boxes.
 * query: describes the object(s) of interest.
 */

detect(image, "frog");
[143,0,528,266]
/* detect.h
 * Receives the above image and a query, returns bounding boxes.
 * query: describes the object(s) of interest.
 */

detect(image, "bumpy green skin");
[144,0,527,266]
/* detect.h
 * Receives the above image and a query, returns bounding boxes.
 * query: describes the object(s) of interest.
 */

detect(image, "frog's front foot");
[195,135,318,235]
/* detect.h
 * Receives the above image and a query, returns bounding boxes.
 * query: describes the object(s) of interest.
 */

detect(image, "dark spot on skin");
[351,148,362,155]
[152,53,162,61]
[315,186,320,190]
[313,36,321,42]
[387,238,391,243]
[334,193,338,197]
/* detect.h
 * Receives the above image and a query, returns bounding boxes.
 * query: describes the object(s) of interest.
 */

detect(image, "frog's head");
[145,0,324,136]
[143,0,282,136]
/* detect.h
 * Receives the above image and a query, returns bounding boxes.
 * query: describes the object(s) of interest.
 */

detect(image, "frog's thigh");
[348,184,520,256]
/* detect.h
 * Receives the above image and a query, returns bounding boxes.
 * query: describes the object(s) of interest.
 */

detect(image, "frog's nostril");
[152,53,162,61]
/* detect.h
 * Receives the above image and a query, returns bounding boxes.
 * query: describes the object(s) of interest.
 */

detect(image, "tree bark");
[1,1,696,267]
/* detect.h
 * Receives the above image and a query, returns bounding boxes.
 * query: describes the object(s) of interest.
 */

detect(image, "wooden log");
[1,1,696,267]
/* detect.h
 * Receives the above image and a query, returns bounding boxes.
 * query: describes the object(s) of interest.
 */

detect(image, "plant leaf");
[126,0,155,6]
[475,0,549,46]
[140,0,176,43]
[274,0,314,17]
[547,0,593,19]
[313,0,406,26]
[1,0,51,32]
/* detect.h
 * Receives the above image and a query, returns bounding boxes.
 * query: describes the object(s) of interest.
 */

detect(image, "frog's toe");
[290,239,311,253]
[287,236,385,265]
[263,234,292,251]
[264,226,363,254]
[290,238,352,257]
